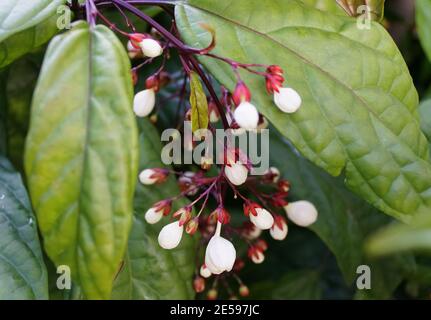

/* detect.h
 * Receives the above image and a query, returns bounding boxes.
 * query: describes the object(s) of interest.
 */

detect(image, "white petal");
[225,162,248,186]
[274,87,302,113]
[145,207,163,224]
[205,236,236,274]
[234,101,259,130]
[139,38,163,58]
[158,221,183,249]
[270,223,288,241]
[284,200,318,227]
[133,89,155,117]
[249,208,274,230]
[139,169,157,185]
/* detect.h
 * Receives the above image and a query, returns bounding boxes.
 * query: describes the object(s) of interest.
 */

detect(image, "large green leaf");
[0,0,66,68]
[301,0,345,14]
[24,22,138,299]
[175,0,431,222]
[419,99,431,142]
[250,270,322,299]
[0,157,48,299]
[366,213,431,257]
[0,70,7,155]
[270,132,415,297]
[417,0,431,62]
[112,119,196,300]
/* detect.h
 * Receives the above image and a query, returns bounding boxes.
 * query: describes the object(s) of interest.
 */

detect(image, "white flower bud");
[234,101,259,130]
[244,224,262,240]
[133,89,156,117]
[274,87,302,113]
[139,169,157,185]
[249,208,274,230]
[270,221,288,241]
[139,38,163,58]
[251,250,265,264]
[200,265,212,278]
[205,222,236,274]
[145,207,163,224]
[158,221,184,249]
[284,200,318,227]
[224,162,248,186]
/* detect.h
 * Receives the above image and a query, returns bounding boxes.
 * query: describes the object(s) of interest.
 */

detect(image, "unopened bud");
[239,284,250,297]
[186,218,199,235]
[193,276,205,293]
[207,289,218,300]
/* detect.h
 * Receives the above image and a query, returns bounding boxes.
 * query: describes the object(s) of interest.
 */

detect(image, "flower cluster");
[91,0,317,299]
[139,164,318,299]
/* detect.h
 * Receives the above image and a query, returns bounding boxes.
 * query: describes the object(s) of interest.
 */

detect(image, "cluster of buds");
[138,162,318,299]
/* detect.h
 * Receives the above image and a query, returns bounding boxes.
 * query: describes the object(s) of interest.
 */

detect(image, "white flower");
[158,221,184,249]
[139,169,157,185]
[205,222,236,274]
[274,87,302,113]
[284,200,318,227]
[270,220,288,241]
[139,38,163,58]
[200,265,212,278]
[249,208,274,230]
[133,89,155,117]
[145,207,163,224]
[224,162,248,186]
[234,101,259,130]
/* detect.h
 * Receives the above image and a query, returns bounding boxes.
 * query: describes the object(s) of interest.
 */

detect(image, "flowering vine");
[79,0,318,299]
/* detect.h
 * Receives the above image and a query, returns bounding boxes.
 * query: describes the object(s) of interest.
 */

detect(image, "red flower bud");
[278,179,291,192]
[211,207,231,224]
[243,201,262,217]
[152,199,172,216]
[239,284,250,297]
[186,218,199,235]
[173,207,192,226]
[265,65,285,94]
[193,276,205,293]
[232,81,251,106]
[207,288,218,300]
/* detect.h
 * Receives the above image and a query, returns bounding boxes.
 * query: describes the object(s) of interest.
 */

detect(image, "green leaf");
[417,0,431,62]
[336,0,385,21]
[301,0,345,14]
[419,99,431,142]
[0,70,7,155]
[250,270,322,299]
[175,0,431,222]
[112,119,196,300]
[366,213,431,257]
[0,156,48,299]
[24,22,138,299]
[189,71,208,133]
[0,0,66,68]
[4,55,42,171]
[270,131,416,295]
